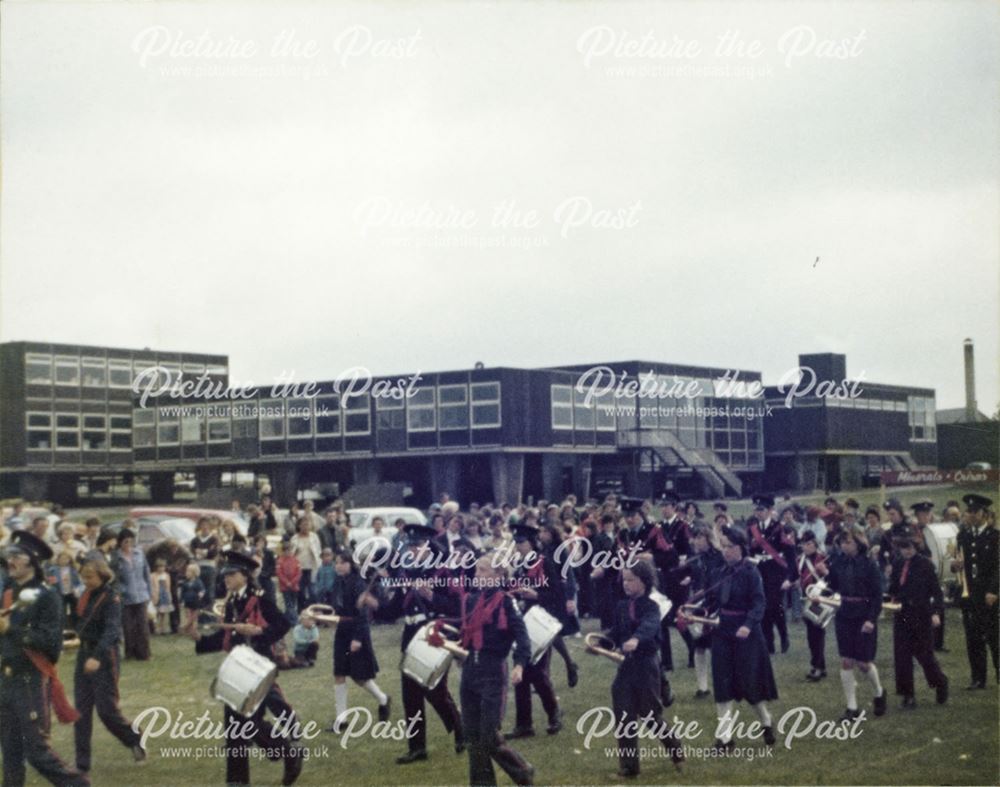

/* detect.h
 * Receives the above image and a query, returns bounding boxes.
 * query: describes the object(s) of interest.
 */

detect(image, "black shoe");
[805,670,821,682]
[901,695,916,710]
[282,746,303,786]
[817,670,827,680]
[687,656,695,668]
[694,689,711,699]
[517,763,535,786]
[616,768,639,778]
[873,690,887,717]
[662,733,685,765]
[763,725,775,746]
[661,677,675,708]
[455,737,466,755]
[546,710,563,735]
[713,738,734,752]
[396,749,428,764]
[506,726,535,739]
[132,743,147,763]
[567,661,579,688]
[378,697,391,722]
[839,708,862,723]
[936,677,949,705]
[780,639,790,654]
[965,680,986,690]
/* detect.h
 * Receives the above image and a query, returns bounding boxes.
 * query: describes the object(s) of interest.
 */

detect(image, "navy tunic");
[825,553,882,662]
[705,559,778,704]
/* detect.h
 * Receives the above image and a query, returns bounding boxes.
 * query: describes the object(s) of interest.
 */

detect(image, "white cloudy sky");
[1,1,997,410]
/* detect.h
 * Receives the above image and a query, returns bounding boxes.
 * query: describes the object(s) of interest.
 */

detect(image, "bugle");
[303,604,346,626]
[679,604,720,627]
[63,630,81,649]
[584,632,624,663]
[954,544,971,600]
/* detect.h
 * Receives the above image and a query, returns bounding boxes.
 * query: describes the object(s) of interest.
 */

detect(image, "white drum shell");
[922,522,958,584]
[649,590,673,621]
[524,606,562,665]
[213,645,278,717]
[400,623,453,690]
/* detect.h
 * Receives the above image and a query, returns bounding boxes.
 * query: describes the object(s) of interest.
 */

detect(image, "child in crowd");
[313,548,337,600]
[151,558,174,634]
[47,551,83,629]
[293,612,320,666]
[180,562,206,632]
[276,540,302,625]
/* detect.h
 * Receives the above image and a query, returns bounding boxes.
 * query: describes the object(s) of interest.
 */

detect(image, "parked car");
[106,516,197,552]
[966,461,993,471]
[128,507,248,536]
[345,507,427,549]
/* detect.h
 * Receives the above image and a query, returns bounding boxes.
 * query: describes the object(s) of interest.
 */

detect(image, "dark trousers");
[460,655,531,787]
[297,570,314,610]
[224,683,296,785]
[74,652,141,772]
[198,566,217,608]
[513,648,558,730]
[893,615,946,697]
[0,674,89,787]
[401,670,462,752]
[962,600,1000,684]
[805,619,827,672]
[933,599,946,649]
[761,583,788,653]
[611,655,676,776]
[121,603,150,661]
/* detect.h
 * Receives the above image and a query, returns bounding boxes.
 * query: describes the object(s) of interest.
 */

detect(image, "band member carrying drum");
[507,522,564,739]
[888,536,948,708]
[322,548,391,733]
[951,494,998,690]
[683,523,724,698]
[382,523,463,764]
[798,531,829,682]
[608,560,684,778]
[74,558,145,775]
[699,526,779,749]
[815,527,887,721]
[459,553,534,787]
[189,550,304,786]
[0,530,89,787]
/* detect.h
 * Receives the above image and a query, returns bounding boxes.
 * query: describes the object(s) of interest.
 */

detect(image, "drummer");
[382,523,464,764]
[189,550,304,786]
[797,532,829,682]
[73,557,145,775]
[506,521,564,739]
[682,523,725,698]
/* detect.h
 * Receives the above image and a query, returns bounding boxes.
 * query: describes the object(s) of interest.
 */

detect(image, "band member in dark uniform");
[909,500,948,652]
[0,530,90,787]
[602,559,684,778]
[74,558,145,775]
[382,523,463,764]
[694,526,778,749]
[323,549,390,732]
[459,554,534,786]
[190,550,303,786]
[589,514,618,629]
[615,498,676,705]
[537,524,579,687]
[816,528,887,721]
[659,493,695,670]
[507,522,563,738]
[888,536,948,708]
[747,495,797,655]
[951,494,998,689]
[798,532,829,682]
[682,523,724,698]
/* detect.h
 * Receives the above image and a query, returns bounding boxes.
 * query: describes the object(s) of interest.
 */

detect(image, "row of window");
[907,396,937,442]
[550,385,616,430]
[25,412,132,451]
[24,353,226,388]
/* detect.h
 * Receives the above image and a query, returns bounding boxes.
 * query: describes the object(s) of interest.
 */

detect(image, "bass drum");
[922,522,958,584]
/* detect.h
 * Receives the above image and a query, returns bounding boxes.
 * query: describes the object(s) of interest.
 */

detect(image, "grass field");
[18,482,998,786]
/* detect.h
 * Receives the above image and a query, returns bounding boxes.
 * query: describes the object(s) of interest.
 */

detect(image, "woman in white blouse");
[291,517,322,609]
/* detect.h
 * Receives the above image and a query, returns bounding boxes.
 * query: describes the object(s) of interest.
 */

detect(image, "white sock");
[694,649,710,692]
[715,701,735,743]
[363,679,388,705]
[753,702,772,727]
[334,682,348,722]
[840,668,858,710]
[864,664,883,697]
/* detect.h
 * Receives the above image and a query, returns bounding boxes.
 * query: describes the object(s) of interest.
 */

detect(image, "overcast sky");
[2,1,997,411]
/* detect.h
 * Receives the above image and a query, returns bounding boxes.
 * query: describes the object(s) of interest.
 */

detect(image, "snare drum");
[212,645,278,717]
[921,522,958,584]
[649,590,673,621]
[523,606,563,665]
[400,623,453,691]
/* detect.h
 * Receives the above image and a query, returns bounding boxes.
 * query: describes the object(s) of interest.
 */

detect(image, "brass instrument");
[953,543,971,600]
[303,604,345,627]
[679,603,720,628]
[807,583,901,614]
[584,632,624,663]
[424,623,469,659]
[63,630,81,649]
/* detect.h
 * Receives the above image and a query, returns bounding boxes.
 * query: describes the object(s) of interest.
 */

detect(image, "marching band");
[0,489,995,786]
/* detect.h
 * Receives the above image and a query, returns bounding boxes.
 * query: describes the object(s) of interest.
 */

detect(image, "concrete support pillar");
[195,467,222,495]
[840,455,863,491]
[489,453,524,506]
[541,454,573,501]
[20,473,51,503]
[148,472,175,503]
[268,464,300,504]
[574,455,592,501]
[48,475,79,505]
[791,456,819,492]
[429,456,460,503]
[351,459,380,487]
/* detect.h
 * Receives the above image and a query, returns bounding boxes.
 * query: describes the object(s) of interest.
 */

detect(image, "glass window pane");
[26,359,52,384]
[551,385,572,404]
[471,382,500,402]
[440,405,470,429]
[409,388,435,406]
[56,414,79,429]
[110,433,131,449]
[471,403,500,427]
[438,386,467,404]
[57,431,80,448]
[27,430,52,449]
